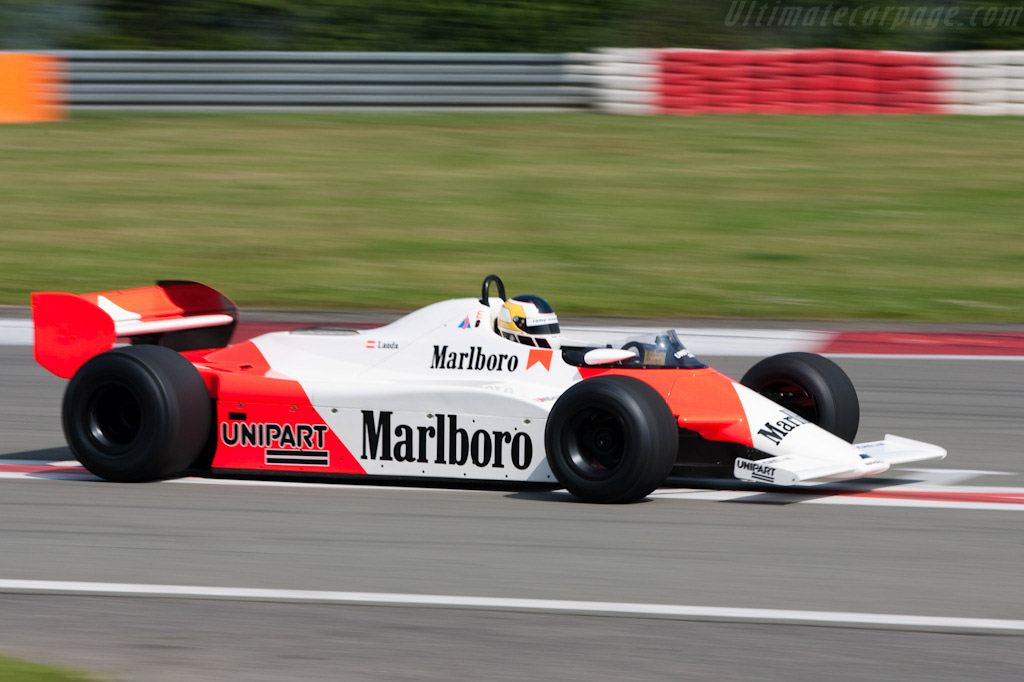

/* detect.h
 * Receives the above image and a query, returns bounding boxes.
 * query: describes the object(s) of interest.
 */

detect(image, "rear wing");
[32,281,237,378]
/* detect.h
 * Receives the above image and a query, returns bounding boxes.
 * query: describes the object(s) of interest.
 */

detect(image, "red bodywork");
[34,281,755,478]
[33,282,236,378]
[580,367,754,447]
[184,341,367,475]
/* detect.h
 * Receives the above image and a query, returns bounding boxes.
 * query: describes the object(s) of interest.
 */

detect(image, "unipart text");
[736,459,776,478]
[221,422,329,449]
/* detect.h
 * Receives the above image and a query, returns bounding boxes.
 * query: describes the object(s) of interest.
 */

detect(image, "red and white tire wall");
[588,49,1024,115]
[578,48,661,114]
[948,50,1024,115]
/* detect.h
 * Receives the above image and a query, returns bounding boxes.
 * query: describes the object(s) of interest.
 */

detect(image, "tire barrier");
[946,50,1024,115]
[657,49,949,115]
[5,50,1024,117]
[577,48,660,115]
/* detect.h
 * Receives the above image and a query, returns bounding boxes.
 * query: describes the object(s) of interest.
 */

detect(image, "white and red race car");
[31,276,946,503]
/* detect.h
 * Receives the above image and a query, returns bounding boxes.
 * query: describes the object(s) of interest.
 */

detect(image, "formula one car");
[31,276,946,503]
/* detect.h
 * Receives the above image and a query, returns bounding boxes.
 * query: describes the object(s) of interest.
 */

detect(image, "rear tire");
[545,375,677,503]
[740,352,859,442]
[62,345,212,482]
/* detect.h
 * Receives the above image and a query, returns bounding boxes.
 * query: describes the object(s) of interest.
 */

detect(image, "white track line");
[824,353,1024,361]
[5,318,1024,359]
[650,488,1024,512]
[0,319,32,346]
[0,579,1020,633]
[4,321,825,357]
[566,326,827,357]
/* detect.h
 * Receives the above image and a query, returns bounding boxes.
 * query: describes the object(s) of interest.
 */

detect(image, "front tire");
[62,345,212,482]
[545,375,677,503]
[740,352,859,442]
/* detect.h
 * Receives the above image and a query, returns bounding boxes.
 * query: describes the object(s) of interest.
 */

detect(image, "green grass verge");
[2,113,1023,320]
[0,654,107,682]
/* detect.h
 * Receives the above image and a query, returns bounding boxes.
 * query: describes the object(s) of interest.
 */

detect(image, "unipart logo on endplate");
[431,345,520,371]
[361,411,532,470]
[736,458,776,478]
[756,409,809,446]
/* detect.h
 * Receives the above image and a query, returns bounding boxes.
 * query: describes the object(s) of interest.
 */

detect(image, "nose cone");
[732,382,866,469]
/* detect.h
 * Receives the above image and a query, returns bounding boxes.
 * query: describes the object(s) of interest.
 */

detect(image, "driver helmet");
[497,295,560,348]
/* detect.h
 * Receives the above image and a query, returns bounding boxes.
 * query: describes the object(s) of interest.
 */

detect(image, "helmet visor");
[517,311,559,336]
[521,321,559,335]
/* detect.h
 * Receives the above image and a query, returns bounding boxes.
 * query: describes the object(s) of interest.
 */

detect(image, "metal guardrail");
[53,51,598,112]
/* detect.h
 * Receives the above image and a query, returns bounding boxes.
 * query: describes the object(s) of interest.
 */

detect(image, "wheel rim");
[563,406,627,480]
[758,378,819,424]
[87,383,142,452]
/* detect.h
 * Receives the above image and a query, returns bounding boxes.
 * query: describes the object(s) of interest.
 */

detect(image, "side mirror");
[582,348,639,365]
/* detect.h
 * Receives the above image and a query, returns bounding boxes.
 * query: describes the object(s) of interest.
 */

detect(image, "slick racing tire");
[545,375,677,503]
[741,352,859,442]
[62,345,212,482]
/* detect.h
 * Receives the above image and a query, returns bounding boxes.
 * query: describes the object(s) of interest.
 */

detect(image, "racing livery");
[31,276,946,503]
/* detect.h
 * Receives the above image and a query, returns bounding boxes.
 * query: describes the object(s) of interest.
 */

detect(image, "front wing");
[734,434,947,486]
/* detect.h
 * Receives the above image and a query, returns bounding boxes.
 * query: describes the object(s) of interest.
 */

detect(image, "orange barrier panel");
[0,53,65,123]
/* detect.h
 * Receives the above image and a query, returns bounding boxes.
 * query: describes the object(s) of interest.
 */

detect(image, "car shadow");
[0,446,74,462]
[192,469,564,495]
[0,448,930,505]
[660,475,930,505]
[0,446,96,480]
[501,490,660,504]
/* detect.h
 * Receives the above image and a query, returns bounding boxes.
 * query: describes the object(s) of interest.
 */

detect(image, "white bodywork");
[246,297,946,487]
[252,298,576,483]
[730,384,946,484]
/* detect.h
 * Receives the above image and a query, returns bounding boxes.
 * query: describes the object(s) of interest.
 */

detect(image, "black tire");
[740,352,859,442]
[545,375,677,503]
[62,345,213,482]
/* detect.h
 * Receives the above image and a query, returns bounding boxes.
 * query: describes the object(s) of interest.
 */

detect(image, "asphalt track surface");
[1,344,1022,681]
